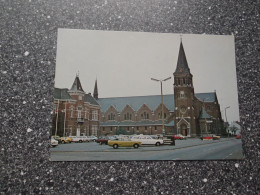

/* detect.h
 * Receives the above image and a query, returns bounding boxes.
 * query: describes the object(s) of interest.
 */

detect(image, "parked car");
[69,136,90,143]
[51,138,58,147]
[87,136,98,142]
[212,135,220,140]
[236,134,242,139]
[172,134,186,140]
[108,138,142,149]
[60,137,72,144]
[96,137,110,145]
[131,135,164,146]
[201,136,213,140]
[52,135,62,143]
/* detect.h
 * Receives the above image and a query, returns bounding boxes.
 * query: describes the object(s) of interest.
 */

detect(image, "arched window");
[108,113,115,120]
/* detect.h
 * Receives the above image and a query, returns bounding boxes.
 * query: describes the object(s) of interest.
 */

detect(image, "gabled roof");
[54,88,74,100]
[97,92,216,113]
[195,93,216,102]
[84,93,99,106]
[97,94,175,113]
[100,120,173,126]
[174,41,190,74]
[200,107,211,119]
[70,75,84,92]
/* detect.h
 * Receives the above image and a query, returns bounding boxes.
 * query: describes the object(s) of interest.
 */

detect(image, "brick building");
[96,40,224,137]
[52,75,100,137]
[53,40,224,137]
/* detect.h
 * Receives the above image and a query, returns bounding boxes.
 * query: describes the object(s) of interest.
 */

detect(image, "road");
[50,138,243,161]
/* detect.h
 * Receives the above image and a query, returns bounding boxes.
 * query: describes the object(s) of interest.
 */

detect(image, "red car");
[236,134,241,139]
[172,134,186,140]
[202,136,213,140]
[96,137,110,145]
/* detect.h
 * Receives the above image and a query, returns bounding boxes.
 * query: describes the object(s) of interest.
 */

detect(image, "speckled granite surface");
[0,0,259,194]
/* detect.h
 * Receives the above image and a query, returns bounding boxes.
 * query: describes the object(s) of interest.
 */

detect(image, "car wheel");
[155,142,160,146]
[62,140,65,144]
[133,143,139,149]
[79,140,82,143]
[113,144,119,149]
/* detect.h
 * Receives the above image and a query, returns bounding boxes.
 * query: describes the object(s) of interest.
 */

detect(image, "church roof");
[54,88,74,100]
[200,107,212,119]
[97,92,216,113]
[195,93,216,102]
[100,120,173,126]
[70,75,84,92]
[174,41,190,74]
[97,94,175,113]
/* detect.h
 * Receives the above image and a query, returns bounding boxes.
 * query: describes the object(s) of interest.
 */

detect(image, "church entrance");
[180,124,188,136]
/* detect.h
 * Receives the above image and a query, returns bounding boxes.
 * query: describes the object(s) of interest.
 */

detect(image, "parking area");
[50,138,234,152]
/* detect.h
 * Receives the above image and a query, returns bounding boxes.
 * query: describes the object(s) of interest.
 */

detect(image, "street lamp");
[151,77,171,135]
[225,106,230,137]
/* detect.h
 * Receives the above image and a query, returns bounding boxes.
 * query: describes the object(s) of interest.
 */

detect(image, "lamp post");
[151,77,171,135]
[225,106,230,137]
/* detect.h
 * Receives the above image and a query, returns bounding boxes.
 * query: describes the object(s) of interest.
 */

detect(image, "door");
[181,124,187,136]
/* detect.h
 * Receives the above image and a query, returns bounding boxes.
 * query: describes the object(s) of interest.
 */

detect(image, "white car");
[69,136,91,143]
[131,135,164,146]
[51,138,58,147]
[87,136,98,142]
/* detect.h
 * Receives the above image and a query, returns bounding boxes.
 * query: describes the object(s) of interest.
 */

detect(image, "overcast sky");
[55,29,239,123]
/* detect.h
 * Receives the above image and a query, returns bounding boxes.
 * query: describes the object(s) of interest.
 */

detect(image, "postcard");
[50,29,242,161]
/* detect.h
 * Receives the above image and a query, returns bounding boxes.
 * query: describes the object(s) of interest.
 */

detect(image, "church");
[52,40,224,137]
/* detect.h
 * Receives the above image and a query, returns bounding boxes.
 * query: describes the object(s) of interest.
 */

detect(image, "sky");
[55,29,240,123]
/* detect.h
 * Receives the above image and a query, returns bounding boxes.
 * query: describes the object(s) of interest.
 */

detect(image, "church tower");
[173,39,197,137]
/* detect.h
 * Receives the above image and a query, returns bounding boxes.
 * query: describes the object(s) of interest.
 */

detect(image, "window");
[145,126,147,130]
[180,91,185,98]
[91,125,98,136]
[124,112,132,120]
[155,126,157,130]
[108,113,115,120]
[137,126,139,130]
[77,107,82,118]
[103,127,105,131]
[70,107,74,118]
[110,127,113,132]
[79,95,82,100]
[141,112,149,119]
[92,110,98,121]
[84,110,87,119]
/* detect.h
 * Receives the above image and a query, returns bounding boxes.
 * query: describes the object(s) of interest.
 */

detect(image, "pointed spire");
[70,74,84,92]
[174,37,190,74]
[93,79,98,99]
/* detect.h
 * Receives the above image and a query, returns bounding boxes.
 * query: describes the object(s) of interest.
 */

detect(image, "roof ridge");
[98,94,174,99]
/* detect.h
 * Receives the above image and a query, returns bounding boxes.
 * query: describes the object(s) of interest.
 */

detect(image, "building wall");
[52,96,101,137]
